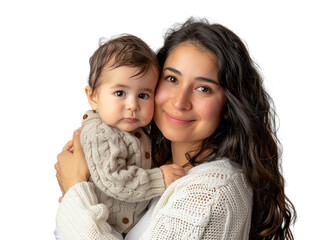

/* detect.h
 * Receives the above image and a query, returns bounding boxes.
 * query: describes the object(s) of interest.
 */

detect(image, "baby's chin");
[115,119,150,132]
[116,123,142,133]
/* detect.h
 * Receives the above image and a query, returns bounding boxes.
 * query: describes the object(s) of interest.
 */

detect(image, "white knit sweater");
[56,159,253,240]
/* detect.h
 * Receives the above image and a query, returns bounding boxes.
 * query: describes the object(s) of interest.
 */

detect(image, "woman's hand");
[55,129,90,196]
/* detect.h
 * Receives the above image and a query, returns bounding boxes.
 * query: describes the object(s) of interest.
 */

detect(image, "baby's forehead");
[97,65,158,90]
[101,64,158,79]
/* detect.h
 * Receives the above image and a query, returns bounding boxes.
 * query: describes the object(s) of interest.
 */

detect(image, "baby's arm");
[159,164,185,188]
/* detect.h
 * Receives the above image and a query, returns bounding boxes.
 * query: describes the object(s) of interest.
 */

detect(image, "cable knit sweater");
[79,110,165,234]
[56,159,253,239]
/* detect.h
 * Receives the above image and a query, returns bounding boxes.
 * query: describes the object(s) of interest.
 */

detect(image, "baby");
[71,34,184,238]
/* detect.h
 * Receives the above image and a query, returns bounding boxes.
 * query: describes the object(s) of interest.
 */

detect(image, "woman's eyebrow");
[195,76,219,85]
[164,67,181,75]
[164,67,219,85]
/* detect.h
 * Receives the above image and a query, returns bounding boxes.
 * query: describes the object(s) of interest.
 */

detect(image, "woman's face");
[154,43,226,145]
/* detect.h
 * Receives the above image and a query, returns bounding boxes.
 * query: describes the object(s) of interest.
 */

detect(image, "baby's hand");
[160,164,185,188]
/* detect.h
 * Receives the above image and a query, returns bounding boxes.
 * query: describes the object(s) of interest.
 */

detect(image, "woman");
[55,18,296,239]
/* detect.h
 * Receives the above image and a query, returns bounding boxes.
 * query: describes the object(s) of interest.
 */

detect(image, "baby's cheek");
[144,103,154,124]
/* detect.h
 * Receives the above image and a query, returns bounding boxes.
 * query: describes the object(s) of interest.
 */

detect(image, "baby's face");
[93,65,158,132]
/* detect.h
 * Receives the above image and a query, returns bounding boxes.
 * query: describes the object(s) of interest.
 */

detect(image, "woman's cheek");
[200,101,223,122]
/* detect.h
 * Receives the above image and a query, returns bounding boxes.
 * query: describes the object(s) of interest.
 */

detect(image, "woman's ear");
[85,86,97,110]
[223,104,229,119]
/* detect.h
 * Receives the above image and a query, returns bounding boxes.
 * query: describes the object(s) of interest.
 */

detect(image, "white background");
[1,0,318,239]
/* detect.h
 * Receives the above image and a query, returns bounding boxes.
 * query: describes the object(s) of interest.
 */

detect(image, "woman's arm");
[57,182,122,240]
[55,129,89,194]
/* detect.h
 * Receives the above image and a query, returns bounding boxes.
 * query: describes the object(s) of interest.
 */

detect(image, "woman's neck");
[170,141,202,168]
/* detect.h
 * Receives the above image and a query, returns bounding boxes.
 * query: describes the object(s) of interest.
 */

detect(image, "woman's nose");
[171,88,192,110]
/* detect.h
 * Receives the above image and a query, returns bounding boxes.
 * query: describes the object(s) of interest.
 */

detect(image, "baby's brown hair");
[89,34,159,92]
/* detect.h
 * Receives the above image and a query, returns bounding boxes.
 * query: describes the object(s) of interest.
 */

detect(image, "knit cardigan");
[56,159,253,239]
[79,110,165,234]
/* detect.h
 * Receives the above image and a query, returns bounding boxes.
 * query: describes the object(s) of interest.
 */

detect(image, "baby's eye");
[138,93,149,99]
[166,76,177,83]
[196,86,212,93]
[114,91,125,97]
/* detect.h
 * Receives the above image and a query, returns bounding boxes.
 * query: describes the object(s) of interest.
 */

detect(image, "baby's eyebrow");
[111,84,128,89]
[140,88,153,94]
[111,84,153,94]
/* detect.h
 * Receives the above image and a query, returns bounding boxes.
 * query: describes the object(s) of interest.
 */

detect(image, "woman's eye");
[166,76,177,83]
[138,93,149,99]
[197,86,212,93]
[114,91,125,97]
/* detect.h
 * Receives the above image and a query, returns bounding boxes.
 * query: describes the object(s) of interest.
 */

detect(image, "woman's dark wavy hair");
[150,18,296,240]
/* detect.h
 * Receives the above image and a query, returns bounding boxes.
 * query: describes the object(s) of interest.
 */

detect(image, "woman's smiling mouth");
[165,112,194,125]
